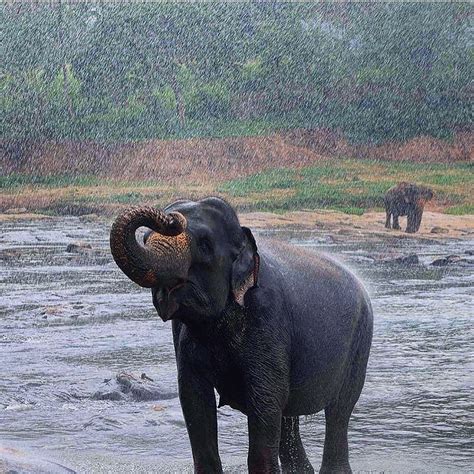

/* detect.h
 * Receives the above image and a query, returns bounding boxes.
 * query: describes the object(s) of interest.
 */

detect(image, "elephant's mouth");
[152,282,186,321]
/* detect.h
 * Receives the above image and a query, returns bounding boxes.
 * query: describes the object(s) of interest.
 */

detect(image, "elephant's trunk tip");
[166,211,187,235]
[109,206,189,288]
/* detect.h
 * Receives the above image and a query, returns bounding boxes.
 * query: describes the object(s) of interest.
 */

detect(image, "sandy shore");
[2,210,473,241]
[239,209,474,242]
[239,210,474,240]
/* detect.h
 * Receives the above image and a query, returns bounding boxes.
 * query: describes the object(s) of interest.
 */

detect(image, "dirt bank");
[285,129,473,163]
[1,135,326,183]
[2,130,472,184]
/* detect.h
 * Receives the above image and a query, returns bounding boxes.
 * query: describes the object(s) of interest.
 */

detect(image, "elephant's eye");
[198,236,214,255]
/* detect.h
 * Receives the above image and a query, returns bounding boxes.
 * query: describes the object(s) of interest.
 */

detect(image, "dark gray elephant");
[110,197,373,474]
[384,182,434,233]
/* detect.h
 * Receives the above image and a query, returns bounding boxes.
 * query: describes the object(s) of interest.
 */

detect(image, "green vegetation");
[444,204,474,215]
[2,3,471,152]
[0,174,103,189]
[219,160,473,214]
[2,160,472,215]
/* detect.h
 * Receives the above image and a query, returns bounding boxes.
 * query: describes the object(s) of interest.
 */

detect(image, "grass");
[0,174,104,189]
[2,159,473,216]
[218,159,473,214]
[444,204,474,215]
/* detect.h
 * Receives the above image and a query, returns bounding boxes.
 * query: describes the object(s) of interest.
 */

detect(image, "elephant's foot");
[282,457,314,473]
[319,463,352,474]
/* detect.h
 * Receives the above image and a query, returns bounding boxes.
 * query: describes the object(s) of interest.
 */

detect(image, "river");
[1,217,472,473]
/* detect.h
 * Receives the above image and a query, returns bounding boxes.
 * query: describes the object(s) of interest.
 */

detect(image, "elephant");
[110,197,373,474]
[384,182,434,233]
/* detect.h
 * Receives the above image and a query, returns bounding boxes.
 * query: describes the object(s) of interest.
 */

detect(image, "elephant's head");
[403,183,434,207]
[110,198,259,323]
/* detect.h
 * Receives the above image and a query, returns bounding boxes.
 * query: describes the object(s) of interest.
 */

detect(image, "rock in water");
[66,241,92,253]
[79,213,100,223]
[92,372,177,402]
[91,391,124,401]
[382,254,419,265]
[431,255,473,267]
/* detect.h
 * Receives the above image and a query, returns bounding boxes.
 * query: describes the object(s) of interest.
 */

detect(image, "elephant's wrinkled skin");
[110,198,373,474]
[384,182,434,233]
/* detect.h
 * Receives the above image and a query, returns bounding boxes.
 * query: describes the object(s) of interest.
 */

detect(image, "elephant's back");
[259,239,372,407]
[259,239,370,313]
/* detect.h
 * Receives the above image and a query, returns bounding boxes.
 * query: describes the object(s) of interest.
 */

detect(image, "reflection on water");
[1,218,473,472]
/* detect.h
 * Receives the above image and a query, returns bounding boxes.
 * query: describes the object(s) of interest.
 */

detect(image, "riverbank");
[240,210,474,240]
[2,158,473,217]
[2,131,473,217]
[2,209,473,241]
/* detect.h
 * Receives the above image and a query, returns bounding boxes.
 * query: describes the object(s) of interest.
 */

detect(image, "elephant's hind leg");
[320,405,351,473]
[321,312,371,474]
[385,210,392,229]
[279,416,314,473]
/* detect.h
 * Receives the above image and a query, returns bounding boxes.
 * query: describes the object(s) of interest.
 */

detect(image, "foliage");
[1,3,471,147]
[444,204,474,215]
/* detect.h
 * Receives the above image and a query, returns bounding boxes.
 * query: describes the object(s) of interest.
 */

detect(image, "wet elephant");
[110,197,373,473]
[384,182,433,233]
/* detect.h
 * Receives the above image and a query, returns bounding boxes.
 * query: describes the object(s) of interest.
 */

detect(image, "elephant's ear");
[231,227,260,306]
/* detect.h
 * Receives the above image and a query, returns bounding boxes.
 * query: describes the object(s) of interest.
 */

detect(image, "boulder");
[430,226,449,234]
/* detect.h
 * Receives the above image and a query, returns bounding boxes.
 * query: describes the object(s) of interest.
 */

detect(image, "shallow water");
[1,217,473,473]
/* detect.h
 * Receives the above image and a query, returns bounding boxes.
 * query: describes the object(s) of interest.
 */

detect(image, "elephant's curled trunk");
[110,206,191,288]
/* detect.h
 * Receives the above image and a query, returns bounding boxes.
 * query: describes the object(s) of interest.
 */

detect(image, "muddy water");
[1,217,473,473]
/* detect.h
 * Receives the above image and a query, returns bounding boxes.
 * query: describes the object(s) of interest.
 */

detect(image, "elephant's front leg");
[177,350,222,473]
[248,407,283,473]
[392,213,401,230]
[406,209,417,233]
[243,290,290,473]
[245,363,289,473]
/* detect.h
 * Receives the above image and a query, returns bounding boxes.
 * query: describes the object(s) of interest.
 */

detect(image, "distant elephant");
[384,182,434,233]
[110,197,373,473]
